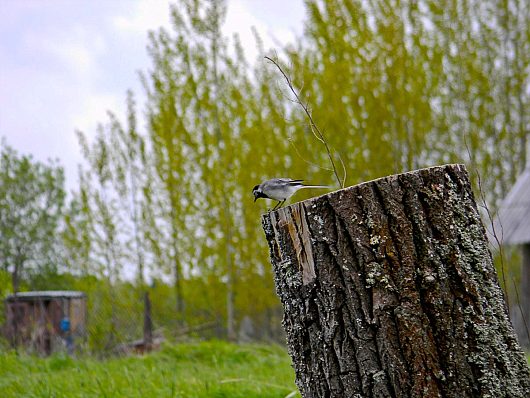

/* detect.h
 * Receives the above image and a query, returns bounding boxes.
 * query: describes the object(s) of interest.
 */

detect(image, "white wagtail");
[252,178,329,210]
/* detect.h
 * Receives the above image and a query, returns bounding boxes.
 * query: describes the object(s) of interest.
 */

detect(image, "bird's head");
[252,185,266,202]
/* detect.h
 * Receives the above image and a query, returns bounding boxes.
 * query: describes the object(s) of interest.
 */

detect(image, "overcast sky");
[0,0,305,190]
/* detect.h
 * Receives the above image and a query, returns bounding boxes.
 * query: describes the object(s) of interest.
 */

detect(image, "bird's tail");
[300,185,329,189]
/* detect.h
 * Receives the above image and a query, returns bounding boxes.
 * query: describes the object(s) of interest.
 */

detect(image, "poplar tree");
[68,0,529,342]
[0,141,65,293]
[289,0,529,209]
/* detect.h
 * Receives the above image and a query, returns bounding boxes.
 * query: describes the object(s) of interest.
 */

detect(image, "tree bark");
[262,164,530,398]
[143,291,153,348]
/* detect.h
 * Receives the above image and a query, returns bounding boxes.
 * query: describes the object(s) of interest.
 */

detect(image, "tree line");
[1,0,528,349]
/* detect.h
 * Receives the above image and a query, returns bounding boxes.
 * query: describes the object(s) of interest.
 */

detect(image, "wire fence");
[1,281,286,357]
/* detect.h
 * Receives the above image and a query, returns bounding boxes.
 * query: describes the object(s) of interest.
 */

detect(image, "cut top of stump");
[262,164,472,287]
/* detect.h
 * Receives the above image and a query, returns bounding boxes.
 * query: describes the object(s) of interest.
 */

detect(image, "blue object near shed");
[4,290,87,355]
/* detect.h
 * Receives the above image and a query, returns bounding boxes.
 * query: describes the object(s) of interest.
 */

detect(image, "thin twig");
[512,276,530,343]
[288,137,333,172]
[465,142,529,340]
[463,136,510,311]
[338,149,347,188]
[265,56,346,188]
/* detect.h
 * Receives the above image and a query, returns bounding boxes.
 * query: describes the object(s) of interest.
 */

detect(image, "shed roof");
[5,291,86,302]
[494,166,530,245]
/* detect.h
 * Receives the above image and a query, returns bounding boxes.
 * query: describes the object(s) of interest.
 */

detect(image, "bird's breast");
[265,185,299,201]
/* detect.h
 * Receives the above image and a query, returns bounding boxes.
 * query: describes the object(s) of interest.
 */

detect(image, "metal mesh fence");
[1,278,285,356]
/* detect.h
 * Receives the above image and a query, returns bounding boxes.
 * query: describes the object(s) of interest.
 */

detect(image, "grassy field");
[0,340,300,398]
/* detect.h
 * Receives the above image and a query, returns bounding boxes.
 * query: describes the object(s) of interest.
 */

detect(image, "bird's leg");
[278,200,286,209]
[272,201,281,211]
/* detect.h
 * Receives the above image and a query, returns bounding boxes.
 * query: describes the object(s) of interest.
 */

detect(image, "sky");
[0,0,305,190]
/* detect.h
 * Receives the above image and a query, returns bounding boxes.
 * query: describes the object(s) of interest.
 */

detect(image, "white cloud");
[224,0,265,62]
[71,92,123,134]
[22,25,105,79]
[225,0,302,62]
[0,0,305,191]
[112,0,172,35]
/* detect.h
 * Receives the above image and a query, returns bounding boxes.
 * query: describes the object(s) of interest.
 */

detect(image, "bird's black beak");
[254,196,257,202]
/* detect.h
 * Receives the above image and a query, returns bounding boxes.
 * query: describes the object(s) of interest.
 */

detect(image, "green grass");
[0,340,300,398]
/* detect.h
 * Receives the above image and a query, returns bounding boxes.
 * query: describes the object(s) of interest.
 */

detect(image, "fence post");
[143,291,153,349]
[262,164,530,397]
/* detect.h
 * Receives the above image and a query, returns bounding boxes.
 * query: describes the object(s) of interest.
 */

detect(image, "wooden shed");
[494,165,530,346]
[4,291,86,355]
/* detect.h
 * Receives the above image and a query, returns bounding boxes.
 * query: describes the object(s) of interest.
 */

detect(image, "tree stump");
[262,164,530,398]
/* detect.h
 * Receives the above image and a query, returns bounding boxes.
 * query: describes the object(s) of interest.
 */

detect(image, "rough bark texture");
[262,164,530,398]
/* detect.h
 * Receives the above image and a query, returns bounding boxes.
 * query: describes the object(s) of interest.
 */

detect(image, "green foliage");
[0,269,11,298]
[63,0,529,348]
[0,140,65,293]
[0,270,10,327]
[288,0,528,301]
[293,0,529,208]
[3,0,526,351]
[0,341,300,398]
[73,0,287,341]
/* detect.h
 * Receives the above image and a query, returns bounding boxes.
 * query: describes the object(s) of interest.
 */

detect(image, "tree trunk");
[262,164,530,398]
[143,291,153,348]
[12,263,20,295]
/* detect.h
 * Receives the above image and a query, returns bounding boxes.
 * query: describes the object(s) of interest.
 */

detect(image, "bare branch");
[288,137,333,172]
[265,55,346,188]
[463,135,516,328]
[512,277,530,343]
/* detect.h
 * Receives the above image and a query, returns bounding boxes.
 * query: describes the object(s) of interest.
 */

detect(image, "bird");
[252,178,329,210]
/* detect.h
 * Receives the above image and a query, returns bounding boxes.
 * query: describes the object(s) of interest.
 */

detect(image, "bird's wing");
[275,178,304,185]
